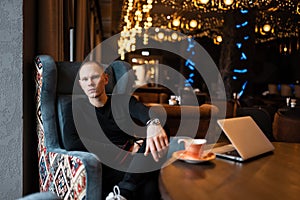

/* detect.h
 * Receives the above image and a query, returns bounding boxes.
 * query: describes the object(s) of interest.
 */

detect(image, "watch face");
[147,118,160,126]
[152,118,160,125]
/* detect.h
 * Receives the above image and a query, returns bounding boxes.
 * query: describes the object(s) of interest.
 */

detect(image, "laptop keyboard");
[212,144,235,154]
[212,144,242,159]
[224,149,240,157]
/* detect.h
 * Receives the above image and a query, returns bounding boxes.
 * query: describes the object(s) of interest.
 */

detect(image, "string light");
[262,24,271,32]
[172,18,181,27]
[118,0,299,58]
[154,0,299,40]
[189,19,198,28]
[118,0,154,60]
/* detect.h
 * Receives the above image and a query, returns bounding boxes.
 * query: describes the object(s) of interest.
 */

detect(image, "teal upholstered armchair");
[34,55,133,199]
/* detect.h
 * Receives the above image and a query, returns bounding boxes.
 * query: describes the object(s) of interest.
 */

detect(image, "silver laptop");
[212,116,275,161]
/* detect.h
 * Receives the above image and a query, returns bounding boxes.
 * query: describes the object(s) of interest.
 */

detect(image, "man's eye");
[81,78,88,81]
[91,75,100,80]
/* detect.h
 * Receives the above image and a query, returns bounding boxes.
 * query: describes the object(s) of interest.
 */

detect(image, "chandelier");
[118,0,300,58]
[118,0,154,60]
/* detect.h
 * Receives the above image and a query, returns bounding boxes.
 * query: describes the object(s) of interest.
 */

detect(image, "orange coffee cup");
[178,138,207,158]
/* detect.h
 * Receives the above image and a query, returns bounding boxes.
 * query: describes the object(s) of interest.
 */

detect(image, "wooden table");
[159,142,300,200]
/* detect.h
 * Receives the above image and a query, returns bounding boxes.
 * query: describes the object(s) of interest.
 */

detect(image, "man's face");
[79,62,108,99]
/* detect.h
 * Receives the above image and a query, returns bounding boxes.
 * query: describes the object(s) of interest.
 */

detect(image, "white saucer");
[172,150,216,164]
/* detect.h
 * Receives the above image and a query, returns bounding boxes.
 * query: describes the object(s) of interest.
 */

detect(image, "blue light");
[241,21,248,27]
[236,43,242,49]
[234,12,249,97]
[185,59,195,70]
[188,78,194,83]
[188,65,195,70]
[241,81,248,90]
[240,9,248,14]
[238,81,248,97]
[185,38,196,87]
[185,59,195,66]
[235,21,248,28]
[187,38,195,52]
[233,69,248,73]
[240,52,247,60]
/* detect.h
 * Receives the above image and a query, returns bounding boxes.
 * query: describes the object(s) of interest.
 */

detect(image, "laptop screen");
[215,116,275,161]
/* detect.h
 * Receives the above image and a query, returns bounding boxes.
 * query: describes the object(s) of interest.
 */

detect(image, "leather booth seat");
[132,86,170,104]
[133,92,169,104]
[273,108,300,143]
[145,103,220,140]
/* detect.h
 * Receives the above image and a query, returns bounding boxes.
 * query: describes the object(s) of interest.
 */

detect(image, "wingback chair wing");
[34,55,133,199]
[34,55,102,199]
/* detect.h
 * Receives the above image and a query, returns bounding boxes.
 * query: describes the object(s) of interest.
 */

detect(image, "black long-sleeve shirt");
[65,94,151,151]
[94,94,151,144]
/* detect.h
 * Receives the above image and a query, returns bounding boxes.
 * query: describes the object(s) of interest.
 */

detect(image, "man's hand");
[144,123,169,162]
[131,139,143,155]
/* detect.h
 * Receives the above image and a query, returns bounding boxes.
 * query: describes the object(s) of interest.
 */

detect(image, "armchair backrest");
[57,60,134,95]
[37,55,134,150]
[105,60,134,95]
[34,55,134,199]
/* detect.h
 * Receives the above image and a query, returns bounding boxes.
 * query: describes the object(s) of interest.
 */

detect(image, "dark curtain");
[36,0,103,61]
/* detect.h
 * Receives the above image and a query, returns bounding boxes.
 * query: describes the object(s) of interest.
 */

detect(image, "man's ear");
[78,79,83,88]
[103,73,109,85]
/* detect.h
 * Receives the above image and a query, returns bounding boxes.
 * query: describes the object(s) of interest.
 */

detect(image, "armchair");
[34,55,133,199]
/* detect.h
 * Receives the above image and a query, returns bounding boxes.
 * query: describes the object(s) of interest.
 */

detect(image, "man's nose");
[87,78,94,85]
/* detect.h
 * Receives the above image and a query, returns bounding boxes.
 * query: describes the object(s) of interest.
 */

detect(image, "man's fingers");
[149,141,159,162]
[153,137,162,152]
[158,147,168,158]
[144,142,150,156]
[145,124,169,162]
[160,135,169,149]
[165,135,169,145]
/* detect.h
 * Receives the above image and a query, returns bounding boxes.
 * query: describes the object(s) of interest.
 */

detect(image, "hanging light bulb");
[262,24,271,32]
[199,0,210,4]
[198,23,202,29]
[213,35,223,44]
[157,32,165,40]
[172,18,181,27]
[189,19,198,28]
[171,32,178,40]
[223,0,234,6]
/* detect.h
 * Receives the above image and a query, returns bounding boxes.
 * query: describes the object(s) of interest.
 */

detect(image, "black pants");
[102,165,161,200]
[102,126,170,200]
[102,140,164,200]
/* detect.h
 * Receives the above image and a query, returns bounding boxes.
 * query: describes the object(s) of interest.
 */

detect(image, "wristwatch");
[146,118,161,126]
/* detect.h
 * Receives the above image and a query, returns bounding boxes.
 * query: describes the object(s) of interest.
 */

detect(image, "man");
[71,61,169,200]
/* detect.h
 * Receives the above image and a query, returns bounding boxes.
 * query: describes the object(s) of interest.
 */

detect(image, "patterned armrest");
[35,55,102,200]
